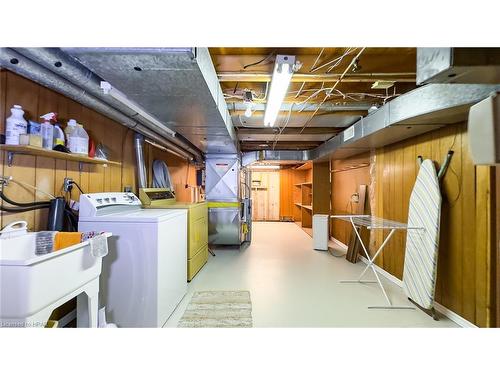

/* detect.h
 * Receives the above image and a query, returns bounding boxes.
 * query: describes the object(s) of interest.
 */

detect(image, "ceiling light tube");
[100,81,176,137]
[263,55,295,127]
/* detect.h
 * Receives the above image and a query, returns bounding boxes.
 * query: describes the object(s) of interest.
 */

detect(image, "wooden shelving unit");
[291,161,330,237]
[0,145,121,167]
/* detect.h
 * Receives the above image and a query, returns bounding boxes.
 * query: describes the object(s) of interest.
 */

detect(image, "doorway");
[251,171,280,221]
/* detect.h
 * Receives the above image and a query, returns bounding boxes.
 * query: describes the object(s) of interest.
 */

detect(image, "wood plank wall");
[329,125,496,326]
[0,71,195,231]
[250,171,280,221]
[371,123,496,327]
[331,154,371,245]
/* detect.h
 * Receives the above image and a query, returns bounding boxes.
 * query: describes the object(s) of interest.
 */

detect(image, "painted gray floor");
[166,222,458,327]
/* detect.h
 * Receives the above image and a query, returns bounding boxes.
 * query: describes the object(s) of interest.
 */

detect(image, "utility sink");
[0,222,110,328]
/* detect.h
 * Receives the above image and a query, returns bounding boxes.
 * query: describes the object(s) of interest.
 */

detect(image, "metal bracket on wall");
[7,151,14,167]
[78,162,84,174]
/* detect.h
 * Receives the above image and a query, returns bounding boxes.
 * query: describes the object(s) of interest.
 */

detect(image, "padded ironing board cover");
[402,159,442,310]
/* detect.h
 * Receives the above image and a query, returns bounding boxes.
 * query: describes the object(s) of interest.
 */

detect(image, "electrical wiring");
[243,49,277,70]
[309,47,357,73]
[326,47,357,73]
[299,49,367,134]
[272,103,294,150]
[71,181,85,194]
[445,126,462,207]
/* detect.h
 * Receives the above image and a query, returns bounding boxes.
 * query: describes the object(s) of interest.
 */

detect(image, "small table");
[331,215,424,309]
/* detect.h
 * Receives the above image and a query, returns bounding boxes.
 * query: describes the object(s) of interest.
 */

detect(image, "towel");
[88,234,108,258]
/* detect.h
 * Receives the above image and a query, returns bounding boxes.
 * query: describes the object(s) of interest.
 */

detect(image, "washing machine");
[78,192,187,328]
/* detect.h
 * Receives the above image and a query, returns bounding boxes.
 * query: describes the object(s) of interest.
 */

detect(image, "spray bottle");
[40,112,56,150]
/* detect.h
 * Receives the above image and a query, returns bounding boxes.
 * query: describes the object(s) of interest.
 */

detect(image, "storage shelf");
[294,203,312,211]
[294,181,312,186]
[296,162,312,171]
[0,145,121,166]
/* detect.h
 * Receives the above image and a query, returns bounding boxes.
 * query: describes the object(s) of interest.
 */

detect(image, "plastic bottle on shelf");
[53,124,65,147]
[5,105,28,145]
[65,119,77,142]
[68,123,89,155]
[40,112,56,150]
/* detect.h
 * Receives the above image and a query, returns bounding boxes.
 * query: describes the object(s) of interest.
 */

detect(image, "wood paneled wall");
[250,171,280,221]
[329,125,497,326]
[331,154,371,245]
[279,169,294,220]
[370,123,496,327]
[0,71,195,231]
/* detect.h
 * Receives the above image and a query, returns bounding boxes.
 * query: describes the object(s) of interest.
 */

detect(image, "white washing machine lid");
[79,208,186,223]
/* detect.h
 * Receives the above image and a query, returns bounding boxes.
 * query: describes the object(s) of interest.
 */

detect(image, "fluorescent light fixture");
[100,81,176,137]
[250,165,280,170]
[263,55,295,127]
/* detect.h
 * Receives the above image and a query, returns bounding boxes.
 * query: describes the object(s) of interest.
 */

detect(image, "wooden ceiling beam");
[237,127,342,135]
[230,110,367,117]
[218,72,416,83]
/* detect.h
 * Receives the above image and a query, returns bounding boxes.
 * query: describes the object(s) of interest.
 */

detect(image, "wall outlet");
[351,192,360,203]
[63,177,74,192]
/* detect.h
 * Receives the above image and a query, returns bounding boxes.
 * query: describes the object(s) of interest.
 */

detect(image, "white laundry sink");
[0,222,110,328]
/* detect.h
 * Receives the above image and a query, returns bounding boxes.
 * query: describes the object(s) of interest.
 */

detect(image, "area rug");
[177,290,252,328]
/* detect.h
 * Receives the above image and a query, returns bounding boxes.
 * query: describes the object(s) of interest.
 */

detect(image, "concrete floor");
[166,222,458,327]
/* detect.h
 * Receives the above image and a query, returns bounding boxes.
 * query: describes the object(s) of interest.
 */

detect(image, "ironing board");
[331,215,424,309]
[402,159,442,311]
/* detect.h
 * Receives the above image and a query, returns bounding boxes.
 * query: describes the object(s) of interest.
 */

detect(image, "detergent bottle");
[68,123,89,155]
[40,112,56,150]
[65,119,77,142]
[5,105,28,145]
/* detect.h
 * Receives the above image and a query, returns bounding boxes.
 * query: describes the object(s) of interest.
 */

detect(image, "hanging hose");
[152,159,174,191]
[0,191,50,207]
[0,204,50,213]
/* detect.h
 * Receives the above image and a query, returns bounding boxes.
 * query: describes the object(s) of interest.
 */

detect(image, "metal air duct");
[0,48,202,162]
[134,133,148,189]
[62,48,239,154]
[244,83,500,164]
[417,48,500,85]
[309,83,500,160]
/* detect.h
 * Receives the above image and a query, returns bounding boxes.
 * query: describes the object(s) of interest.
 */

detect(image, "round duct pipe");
[0,48,203,162]
[13,49,175,138]
[134,133,148,189]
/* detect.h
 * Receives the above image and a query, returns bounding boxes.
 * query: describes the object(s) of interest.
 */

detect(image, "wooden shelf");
[296,161,312,171]
[0,145,121,166]
[289,160,330,237]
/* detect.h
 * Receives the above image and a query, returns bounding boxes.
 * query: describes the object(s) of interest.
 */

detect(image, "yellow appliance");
[139,188,208,281]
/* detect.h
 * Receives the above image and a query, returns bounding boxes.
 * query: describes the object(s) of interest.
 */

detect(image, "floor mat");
[177,290,252,328]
